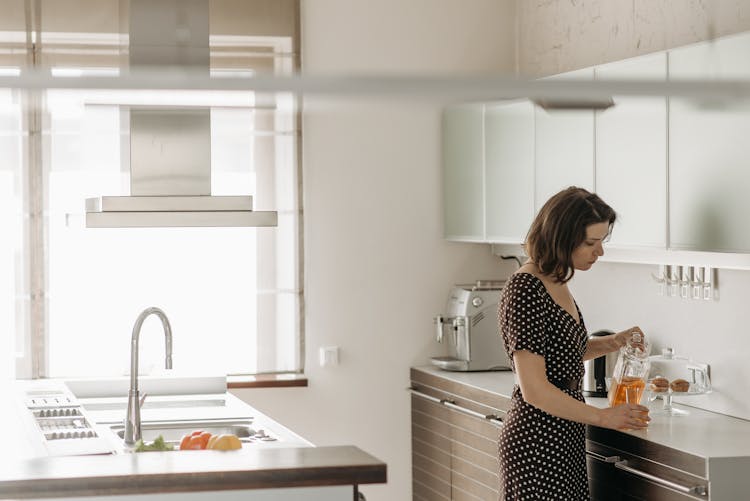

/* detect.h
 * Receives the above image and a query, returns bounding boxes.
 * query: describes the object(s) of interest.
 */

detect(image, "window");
[0,0,303,379]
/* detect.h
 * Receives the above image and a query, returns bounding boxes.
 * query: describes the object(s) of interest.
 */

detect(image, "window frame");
[5,1,304,380]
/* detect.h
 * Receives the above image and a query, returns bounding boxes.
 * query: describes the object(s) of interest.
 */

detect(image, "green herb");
[134,434,174,452]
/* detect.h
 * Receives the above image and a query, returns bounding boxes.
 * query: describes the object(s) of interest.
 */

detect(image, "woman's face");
[572,222,610,271]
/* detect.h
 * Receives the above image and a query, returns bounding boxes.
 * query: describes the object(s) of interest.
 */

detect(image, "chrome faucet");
[124,307,173,446]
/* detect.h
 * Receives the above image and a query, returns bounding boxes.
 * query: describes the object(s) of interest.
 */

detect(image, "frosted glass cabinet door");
[669,33,750,252]
[485,101,535,242]
[534,68,595,212]
[595,53,667,248]
[442,104,484,241]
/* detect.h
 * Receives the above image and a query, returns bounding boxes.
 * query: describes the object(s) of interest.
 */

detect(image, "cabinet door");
[485,100,535,242]
[447,406,500,500]
[534,68,595,212]
[595,53,667,248]
[669,32,750,252]
[442,104,485,241]
[412,394,452,500]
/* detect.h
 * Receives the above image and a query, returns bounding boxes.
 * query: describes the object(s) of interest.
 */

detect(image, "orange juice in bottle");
[607,332,651,407]
[609,376,646,406]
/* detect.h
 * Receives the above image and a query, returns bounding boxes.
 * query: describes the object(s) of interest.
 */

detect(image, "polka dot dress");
[497,272,589,501]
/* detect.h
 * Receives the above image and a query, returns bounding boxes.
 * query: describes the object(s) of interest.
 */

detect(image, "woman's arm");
[514,350,649,430]
[582,326,644,361]
[583,335,619,361]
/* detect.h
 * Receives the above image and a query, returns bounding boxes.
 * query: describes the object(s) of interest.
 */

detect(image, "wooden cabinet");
[411,369,713,500]
[587,427,709,500]
[410,369,508,501]
[595,53,668,248]
[412,368,750,500]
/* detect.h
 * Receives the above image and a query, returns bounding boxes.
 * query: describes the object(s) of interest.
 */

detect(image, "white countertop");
[415,366,750,460]
[0,378,387,498]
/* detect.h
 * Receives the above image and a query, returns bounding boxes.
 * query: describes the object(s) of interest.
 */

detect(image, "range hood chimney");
[85,0,277,228]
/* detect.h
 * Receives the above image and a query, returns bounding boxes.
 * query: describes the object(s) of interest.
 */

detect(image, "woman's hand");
[597,403,651,431]
[613,326,646,351]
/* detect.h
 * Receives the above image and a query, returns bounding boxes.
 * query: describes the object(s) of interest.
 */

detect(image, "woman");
[497,186,650,500]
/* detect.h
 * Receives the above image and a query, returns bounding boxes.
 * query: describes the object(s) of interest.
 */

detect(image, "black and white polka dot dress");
[497,272,589,500]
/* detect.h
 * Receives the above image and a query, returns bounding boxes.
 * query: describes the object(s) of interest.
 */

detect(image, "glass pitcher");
[607,333,651,407]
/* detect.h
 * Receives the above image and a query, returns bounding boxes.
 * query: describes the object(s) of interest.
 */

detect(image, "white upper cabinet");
[441,29,750,265]
[442,104,485,241]
[669,32,750,252]
[534,68,595,212]
[485,100,535,242]
[595,53,667,248]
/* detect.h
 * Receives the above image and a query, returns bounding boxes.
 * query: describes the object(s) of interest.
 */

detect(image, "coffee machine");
[431,281,511,372]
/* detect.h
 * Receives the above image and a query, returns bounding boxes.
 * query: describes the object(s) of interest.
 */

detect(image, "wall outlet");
[319,346,340,367]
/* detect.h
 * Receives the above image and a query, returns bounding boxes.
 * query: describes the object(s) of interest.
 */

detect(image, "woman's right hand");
[597,403,650,430]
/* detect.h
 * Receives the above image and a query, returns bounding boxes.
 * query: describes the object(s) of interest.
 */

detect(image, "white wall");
[571,263,750,420]
[519,0,750,421]
[231,2,518,500]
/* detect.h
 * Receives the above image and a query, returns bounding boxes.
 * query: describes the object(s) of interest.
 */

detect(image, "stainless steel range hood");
[85,0,277,228]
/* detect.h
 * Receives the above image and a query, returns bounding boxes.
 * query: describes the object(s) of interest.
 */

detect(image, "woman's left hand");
[613,326,646,351]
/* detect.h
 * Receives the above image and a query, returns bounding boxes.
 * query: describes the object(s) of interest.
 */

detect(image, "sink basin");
[108,418,278,446]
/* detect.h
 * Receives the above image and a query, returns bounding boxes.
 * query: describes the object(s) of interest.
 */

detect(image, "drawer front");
[413,396,451,500]
[410,368,511,414]
[589,454,706,501]
[587,443,708,501]
[587,426,707,478]
[411,385,504,501]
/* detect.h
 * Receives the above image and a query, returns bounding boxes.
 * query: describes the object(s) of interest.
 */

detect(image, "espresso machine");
[431,281,511,372]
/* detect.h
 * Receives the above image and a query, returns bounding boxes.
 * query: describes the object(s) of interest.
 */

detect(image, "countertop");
[0,446,386,499]
[0,378,386,499]
[414,365,750,460]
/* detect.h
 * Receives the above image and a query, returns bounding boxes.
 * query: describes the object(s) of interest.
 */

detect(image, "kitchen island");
[1,378,386,500]
[411,366,750,500]
[0,446,385,500]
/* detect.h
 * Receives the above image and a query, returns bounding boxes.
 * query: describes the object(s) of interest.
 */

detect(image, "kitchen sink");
[108,418,278,447]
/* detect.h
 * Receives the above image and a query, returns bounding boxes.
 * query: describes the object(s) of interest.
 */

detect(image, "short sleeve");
[499,274,549,362]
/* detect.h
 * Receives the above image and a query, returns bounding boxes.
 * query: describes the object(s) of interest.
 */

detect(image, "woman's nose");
[595,243,604,256]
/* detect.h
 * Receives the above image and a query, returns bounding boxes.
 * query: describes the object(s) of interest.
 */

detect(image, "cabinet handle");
[408,388,503,426]
[487,416,504,426]
[585,450,621,463]
[443,400,490,420]
[614,460,707,497]
[408,387,442,404]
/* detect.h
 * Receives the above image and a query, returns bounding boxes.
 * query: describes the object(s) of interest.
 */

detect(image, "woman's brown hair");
[524,186,616,284]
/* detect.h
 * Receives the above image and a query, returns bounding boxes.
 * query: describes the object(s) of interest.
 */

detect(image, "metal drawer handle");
[614,460,707,497]
[585,450,621,463]
[408,388,503,426]
[443,400,490,420]
[408,387,442,404]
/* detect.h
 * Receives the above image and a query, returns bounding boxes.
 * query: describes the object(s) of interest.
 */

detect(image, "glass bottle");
[608,332,651,406]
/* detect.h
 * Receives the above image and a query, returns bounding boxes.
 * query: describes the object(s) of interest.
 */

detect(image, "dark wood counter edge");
[227,373,308,389]
[0,446,386,499]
